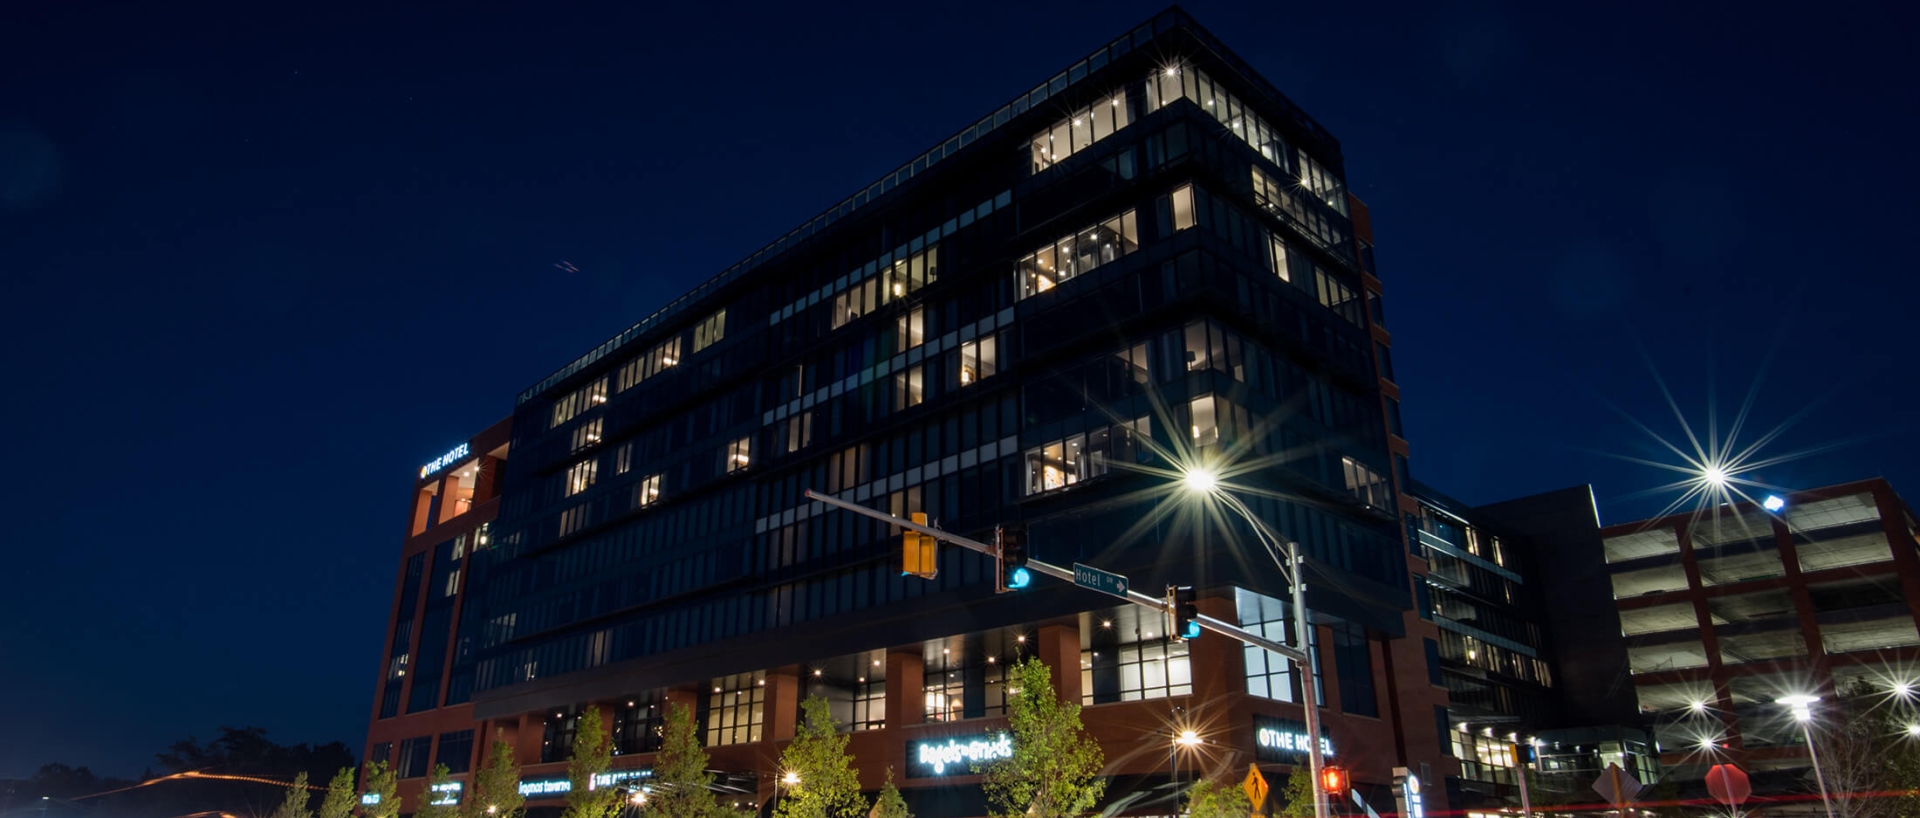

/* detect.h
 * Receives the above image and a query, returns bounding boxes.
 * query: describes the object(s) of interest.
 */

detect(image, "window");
[397,736,432,779]
[1023,417,1148,495]
[564,458,597,496]
[436,730,474,775]
[1237,588,1322,705]
[724,437,751,474]
[570,418,602,453]
[1267,233,1291,281]
[541,708,578,764]
[894,366,924,410]
[636,474,661,508]
[1016,211,1139,299]
[802,654,887,732]
[379,683,400,718]
[1452,729,1519,785]
[558,504,589,537]
[1188,394,1218,447]
[924,649,1007,722]
[369,742,393,766]
[1083,610,1193,704]
[884,246,939,300]
[1030,93,1131,174]
[836,249,938,329]
[615,442,634,475]
[783,412,812,453]
[706,671,766,746]
[549,377,609,429]
[897,308,925,349]
[833,280,879,329]
[827,445,868,492]
[614,693,665,755]
[958,336,996,386]
[1342,457,1390,509]
[1424,639,1444,686]
[616,337,681,391]
[693,309,727,352]
[1316,270,1363,326]
[1376,343,1395,382]
[1331,623,1377,717]
[1170,184,1196,231]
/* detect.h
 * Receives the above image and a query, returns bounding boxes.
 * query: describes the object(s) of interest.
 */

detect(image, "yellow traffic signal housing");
[902,512,937,578]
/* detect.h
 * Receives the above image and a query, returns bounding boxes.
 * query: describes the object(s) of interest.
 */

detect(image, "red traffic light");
[1320,766,1349,796]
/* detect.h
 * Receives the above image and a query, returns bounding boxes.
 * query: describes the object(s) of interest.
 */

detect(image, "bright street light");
[1703,465,1729,487]
[1181,468,1218,494]
[1776,694,1834,818]
[781,771,800,786]
[1908,724,1920,738]
[1176,729,1202,747]
[1763,495,1786,512]
[1777,693,1821,721]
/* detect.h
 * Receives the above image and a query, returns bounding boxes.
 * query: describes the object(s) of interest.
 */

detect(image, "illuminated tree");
[466,737,526,818]
[360,761,398,818]
[1185,778,1252,818]
[416,765,457,818]
[979,657,1105,818]
[564,709,620,818]
[1803,680,1920,818]
[870,769,911,818]
[1277,769,1314,818]
[645,703,727,818]
[272,771,314,818]
[318,767,359,818]
[774,697,866,818]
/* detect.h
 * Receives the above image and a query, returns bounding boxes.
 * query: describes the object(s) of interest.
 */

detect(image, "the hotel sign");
[421,442,472,478]
[1252,714,1334,764]
[906,732,1014,777]
[518,768,653,797]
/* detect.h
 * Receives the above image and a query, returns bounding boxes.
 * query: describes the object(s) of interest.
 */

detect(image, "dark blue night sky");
[2,0,1913,779]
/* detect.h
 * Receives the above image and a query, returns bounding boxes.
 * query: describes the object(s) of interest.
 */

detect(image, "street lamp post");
[1777,695,1835,818]
[1186,473,1329,818]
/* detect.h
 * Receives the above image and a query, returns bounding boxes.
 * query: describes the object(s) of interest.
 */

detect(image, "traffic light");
[996,522,1030,592]
[902,512,937,579]
[1166,585,1201,641]
[1320,766,1349,799]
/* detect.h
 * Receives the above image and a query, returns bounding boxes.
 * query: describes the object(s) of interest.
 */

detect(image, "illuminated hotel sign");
[430,781,463,805]
[1252,715,1334,764]
[421,442,472,478]
[518,768,653,797]
[360,794,380,805]
[907,732,1013,778]
[1393,767,1424,818]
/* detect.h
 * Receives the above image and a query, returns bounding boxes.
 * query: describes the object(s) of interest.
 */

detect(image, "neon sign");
[907,733,1013,777]
[518,768,653,797]
[421,442,472,478]
[430,781,463,805]
[1253,715,1335,763]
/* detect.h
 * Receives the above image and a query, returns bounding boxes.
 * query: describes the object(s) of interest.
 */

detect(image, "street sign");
[1072,563,1129,597]
[1592,763,1643,808]
[1706,764,1751,807]
[1243,764,1270,811]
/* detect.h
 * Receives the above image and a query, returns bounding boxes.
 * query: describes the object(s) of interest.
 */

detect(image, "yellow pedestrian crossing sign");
[1244,764,1270,811]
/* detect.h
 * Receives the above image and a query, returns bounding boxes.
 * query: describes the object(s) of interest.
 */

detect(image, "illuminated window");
[725,437,751,473]
[897,308,925,349]
[895,366,924,410]
[564,458,597,496]
[706,671,766,746]
[1023,417,1148,495]
[924,650,1007,722]
[617,337,681,391]
[558,504,588,537]
[827,445,867,493]
[636,474,661,508]
[613,693,664,755]
[570,418,602,453]
[958,336,996,386]
[833,279,878,329]
[692,309,727,352]
[1341,457,1390,509]
[884,246,939,301]
[783,412,812,453]
[1030,93,1130,174]
[1268,233,1291,281]
[1170,184,1196,231]
[1082,610,1192,705]
[549,377,608,429]
[1237,588,1325,705]
[1017,210,1138,299]
[1188,394,1217,447]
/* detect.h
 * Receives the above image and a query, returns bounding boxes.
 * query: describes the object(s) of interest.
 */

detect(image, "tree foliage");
[156,726,355,783]
[1804,680,1920,818]
[775,697,866,818]
[416,765,457,818]
[271,772,315,818]
[979,657,1105,818]
[563,709,620,818]
[466,737,527,818]
[360,761,398,818]
[645,703,727,818]
[870,769,911,818]
[1278,769,1314,818]
[319,767,360,818]
[1186,778,1252,818]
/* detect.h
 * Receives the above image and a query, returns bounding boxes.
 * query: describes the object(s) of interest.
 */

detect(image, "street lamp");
[1181,468,1328,818]
[1776,694,1835,818]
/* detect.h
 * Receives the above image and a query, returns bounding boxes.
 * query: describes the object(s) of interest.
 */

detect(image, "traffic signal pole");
[802,489,1312,665]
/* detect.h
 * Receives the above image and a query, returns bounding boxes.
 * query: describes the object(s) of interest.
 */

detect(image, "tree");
[979,657,1105,818]
[775,697,866,818]
[360,761,398,818]
[272,772,315,818]
[417,765,458,818]
[870,769,910,818]
[467,737,527,818]
[646,702,726,818]
[318,767,359,818]
[1803,680,1920,818]
[563,709,620,818]
[1186,778,1252,818]
[1277,769,1314,818]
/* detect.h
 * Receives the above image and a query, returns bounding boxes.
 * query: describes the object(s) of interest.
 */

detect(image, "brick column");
[767,666,802,742]
[1036,623,1082,703]
[886,649,926,730]
[515,715,544,766]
